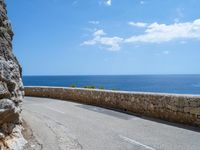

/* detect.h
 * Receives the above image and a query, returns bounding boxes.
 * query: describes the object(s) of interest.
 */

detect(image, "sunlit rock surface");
[0,0,25,149]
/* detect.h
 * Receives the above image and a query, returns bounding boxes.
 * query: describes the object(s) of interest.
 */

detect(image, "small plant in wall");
[70,84,77,88]
[83,85,96,89]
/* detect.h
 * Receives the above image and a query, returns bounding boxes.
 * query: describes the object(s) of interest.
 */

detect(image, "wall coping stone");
[25,86,200,98]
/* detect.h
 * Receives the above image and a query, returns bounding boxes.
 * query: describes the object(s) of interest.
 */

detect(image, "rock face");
[0,0,24,149]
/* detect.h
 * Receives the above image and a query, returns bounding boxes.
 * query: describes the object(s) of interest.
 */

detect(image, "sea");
[22,75,200,95]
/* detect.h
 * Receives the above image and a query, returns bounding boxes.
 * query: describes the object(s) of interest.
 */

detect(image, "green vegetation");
[99,86,105,90]
[83,85,96,89]
[111,88,118,91]
[69,84,77,88]
[69,84,118,91]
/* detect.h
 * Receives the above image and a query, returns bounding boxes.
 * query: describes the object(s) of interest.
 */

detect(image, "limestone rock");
[0,0,25,149]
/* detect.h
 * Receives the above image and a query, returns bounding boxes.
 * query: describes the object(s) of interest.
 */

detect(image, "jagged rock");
[4,126,27,150]
[0,133,5,140]
[0,0,25,149]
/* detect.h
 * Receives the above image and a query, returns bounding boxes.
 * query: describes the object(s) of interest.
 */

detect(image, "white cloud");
[82,30,123,51]
[89,21,100,25]
[125,19,200,43]
[105,0,112,6]
[140,1,145,5]
[99,0,112,7]
[82,19,200,51]
[128,22,147,28]
[93,30,106,36]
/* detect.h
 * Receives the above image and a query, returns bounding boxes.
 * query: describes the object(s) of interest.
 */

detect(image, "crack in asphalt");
[24,108,83,150]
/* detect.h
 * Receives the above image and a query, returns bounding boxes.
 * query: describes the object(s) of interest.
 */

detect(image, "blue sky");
[6,0,200,75]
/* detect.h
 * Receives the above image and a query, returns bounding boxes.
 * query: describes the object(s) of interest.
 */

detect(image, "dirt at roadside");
[22,120,43,150]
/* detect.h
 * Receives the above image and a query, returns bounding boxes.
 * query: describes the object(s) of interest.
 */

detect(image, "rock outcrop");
[0,0,25,149]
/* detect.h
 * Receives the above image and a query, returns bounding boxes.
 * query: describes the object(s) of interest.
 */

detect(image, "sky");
[6,0,200,75]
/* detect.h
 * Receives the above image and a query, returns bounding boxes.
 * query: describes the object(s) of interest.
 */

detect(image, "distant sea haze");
[23,75,200,95]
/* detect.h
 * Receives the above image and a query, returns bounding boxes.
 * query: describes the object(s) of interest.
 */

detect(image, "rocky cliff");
[0,0,25,149]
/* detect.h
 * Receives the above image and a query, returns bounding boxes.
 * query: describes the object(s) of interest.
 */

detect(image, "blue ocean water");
[22,75,200,95]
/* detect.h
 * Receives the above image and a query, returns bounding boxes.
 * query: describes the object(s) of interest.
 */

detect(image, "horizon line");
[22,74,200,77]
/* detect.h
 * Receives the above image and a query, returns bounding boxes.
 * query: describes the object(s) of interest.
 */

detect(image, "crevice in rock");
[0,0,24,149]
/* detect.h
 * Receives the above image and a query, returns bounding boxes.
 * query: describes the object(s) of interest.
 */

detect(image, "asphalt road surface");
[22,97,200,150]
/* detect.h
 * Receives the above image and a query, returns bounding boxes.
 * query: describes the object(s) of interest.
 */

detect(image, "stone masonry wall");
[25,86,200,127]
[0,0,25,149]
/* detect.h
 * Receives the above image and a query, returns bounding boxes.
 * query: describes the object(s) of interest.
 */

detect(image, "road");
[22,97,200,150]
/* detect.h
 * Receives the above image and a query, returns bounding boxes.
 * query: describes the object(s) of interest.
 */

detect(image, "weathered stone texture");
[25,86,200,127]
[0,0,24,149]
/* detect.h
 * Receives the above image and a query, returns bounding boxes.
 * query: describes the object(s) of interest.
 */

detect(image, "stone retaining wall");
[24,86,200,127]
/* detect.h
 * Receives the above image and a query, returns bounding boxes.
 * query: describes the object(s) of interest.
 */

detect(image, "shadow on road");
[76,104,135,120]
[76,103,200,133]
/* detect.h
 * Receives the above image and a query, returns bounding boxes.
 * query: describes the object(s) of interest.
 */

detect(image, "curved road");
[22,97,200,150]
